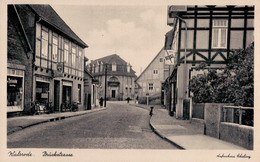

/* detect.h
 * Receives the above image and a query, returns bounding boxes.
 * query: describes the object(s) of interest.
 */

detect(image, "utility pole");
[104,63,107,107]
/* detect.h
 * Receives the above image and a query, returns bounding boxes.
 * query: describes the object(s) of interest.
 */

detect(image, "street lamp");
[104,63,107,107]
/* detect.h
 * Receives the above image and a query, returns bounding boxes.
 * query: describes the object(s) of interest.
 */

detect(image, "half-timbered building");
[164,5,254,119]
[8,5,88,113]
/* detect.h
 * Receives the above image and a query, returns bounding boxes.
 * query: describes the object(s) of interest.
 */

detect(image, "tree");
[190,43,254,107]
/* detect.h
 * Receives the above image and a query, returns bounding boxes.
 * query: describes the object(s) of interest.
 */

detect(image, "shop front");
[7,68,24,112]
[62,81,72,106]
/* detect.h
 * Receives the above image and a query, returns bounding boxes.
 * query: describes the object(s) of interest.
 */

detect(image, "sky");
[51,5,172,76]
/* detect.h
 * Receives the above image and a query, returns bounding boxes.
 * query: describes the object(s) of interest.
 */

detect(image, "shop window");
[36,82,50,104]
[78,84,81,103]
[7,76,23,109]
[212,20,228,48]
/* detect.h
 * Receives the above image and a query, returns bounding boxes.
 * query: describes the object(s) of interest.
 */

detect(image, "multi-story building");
[87,54,137,101]
[135,48,173,105]
[164,5,254,119]
[7,4,88,113]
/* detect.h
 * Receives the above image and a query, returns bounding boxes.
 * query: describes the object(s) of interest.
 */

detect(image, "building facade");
[7,5,33,114]
[87,54,137,101]
[135,48,173,105]
[164,5,254,119]
[84,69,100,109]
[8,4,88,113]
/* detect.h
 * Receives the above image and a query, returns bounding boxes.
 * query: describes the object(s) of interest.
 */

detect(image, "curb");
[149,118,185,150]
[131,104,185,149]
[7,108,107,135]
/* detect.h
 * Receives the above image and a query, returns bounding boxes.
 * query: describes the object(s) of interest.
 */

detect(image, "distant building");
[84,68,99,109]
[135,48,173,105]
[164,5,254,119]
[7,4,88,113]
[87,54,137,101]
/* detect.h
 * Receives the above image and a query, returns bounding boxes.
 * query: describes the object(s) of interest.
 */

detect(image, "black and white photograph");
[1,0,259,161]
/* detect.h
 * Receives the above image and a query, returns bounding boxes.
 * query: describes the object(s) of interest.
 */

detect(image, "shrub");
[190,43,254,107]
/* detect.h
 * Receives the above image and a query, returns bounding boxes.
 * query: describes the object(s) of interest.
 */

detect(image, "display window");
[7,76,24,112]
[36,81,50,104]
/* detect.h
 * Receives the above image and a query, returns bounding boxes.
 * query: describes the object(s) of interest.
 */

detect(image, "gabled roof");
[28,5,88,48]
[90,54,136,77]
[92,54,127,65]
[136,48,164,81]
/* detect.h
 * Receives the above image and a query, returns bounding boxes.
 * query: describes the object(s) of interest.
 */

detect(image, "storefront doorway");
[54,80,60,111]
[62,86,72,105]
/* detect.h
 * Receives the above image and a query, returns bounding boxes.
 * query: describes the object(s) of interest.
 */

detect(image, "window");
[127,65,130,72]
[149,83,154,91]
[112,62,117,71]
[78,84,81,103]
[212,20,228,48]
[160,58,164,62]
[72,47,76,68]
[153,69,158,75]
[64,43,69,65]
[52,35,58,62]
[41,30,48,59]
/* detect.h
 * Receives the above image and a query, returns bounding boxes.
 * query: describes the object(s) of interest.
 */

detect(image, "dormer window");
[100,61,103,72]
[112,62,117,71]
[127,63,130,73]
[95,62,99,73]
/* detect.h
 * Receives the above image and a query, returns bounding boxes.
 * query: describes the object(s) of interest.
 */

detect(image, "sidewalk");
[7,107,107,135]
[131,103,246,150]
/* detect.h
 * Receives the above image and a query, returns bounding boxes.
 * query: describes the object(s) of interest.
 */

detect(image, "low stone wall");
[192,103,205,119]
[204,103,227,138]
[220,122,253,150]
[203,103,253,150]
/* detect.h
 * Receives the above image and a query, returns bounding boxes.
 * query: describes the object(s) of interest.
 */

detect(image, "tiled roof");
[90,54,136,77]
[92,54,127,65]
[29,5,88,48]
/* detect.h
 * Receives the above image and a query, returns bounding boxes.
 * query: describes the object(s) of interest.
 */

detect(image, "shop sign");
[54,62,64,77]
[165,50,176,65]
[7,78,18,84]
[63,81,72,86]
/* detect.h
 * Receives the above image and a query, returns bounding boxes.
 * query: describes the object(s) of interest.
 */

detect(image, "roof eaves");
[28,5,88,48]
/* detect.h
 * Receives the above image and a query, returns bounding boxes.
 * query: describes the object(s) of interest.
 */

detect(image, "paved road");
[8,102,178,149]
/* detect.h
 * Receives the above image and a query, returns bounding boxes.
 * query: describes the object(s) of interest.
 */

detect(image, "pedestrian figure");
[150,106,154,116]
[126,97,131,103]
[99,97,103,107]
[135,96,139,104]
